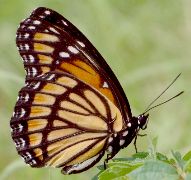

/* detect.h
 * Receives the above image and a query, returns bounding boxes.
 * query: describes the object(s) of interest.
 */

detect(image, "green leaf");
[184,159,191,173]
[127,160,179,180]
[171,151,185,170]
[183,151,191,161]
[169,158,176,165]
[147,137,158,160]
[113,158,135,162]
[132,152,149,159]
[156,152,169,162]
[98,163,141,180]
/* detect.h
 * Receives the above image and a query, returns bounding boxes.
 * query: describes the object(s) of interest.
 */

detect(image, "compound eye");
[139,114,144,118]
[138,114,149,130]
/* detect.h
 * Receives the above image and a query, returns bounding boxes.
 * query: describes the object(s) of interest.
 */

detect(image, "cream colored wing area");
[58,110,108,131]
[11,72,123,170]
[47,132,107,157]
[65,138,106,166]
[84,90,107,117]
[83,89,123,132]
[46,138,107,167]
[107,98,123,132]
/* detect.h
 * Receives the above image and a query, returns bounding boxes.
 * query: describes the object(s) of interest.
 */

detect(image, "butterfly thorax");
[106,114,149,159]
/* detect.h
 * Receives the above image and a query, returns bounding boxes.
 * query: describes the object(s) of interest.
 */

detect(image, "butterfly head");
[137,114,149,130]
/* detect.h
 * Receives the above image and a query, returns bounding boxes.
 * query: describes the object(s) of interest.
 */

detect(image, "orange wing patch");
[34,43,54,53]
[59,60,115,104]
[34,33,59,42]
[38,54,53,64]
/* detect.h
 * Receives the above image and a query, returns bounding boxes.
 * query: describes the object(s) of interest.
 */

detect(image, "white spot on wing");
[122,131,128,137]
[20,138,25,147]
[120,139,125,146]
[46,74,55,80]
[16,34,21,39]
[65,154,100,174]
[21,25,25,29]
[31,67,37,76]
[15,138,25,148]
[27,68,31,76]
[24,44,29,50]
[77,41,85,47]
[108,137,113,143]
[18,124,23,132]
[45,10,51,15]
[24,94,29,102]
[19,45,23,50]
[29,55,35,62]
[26,18,31,23]
[28,26,36,30]
[33,20,41,25]
[24,33,29,38]
[68,46,79,54]
[33,82,41,89]
[127,122,131,127]
[31,160,37,165]
[103,82,109,88]
[49,27,59,34]
[25,152,32,159]
[62,20,68,26]
[12,124,23,133]
[59,52,70,58]
[20,108,26,117]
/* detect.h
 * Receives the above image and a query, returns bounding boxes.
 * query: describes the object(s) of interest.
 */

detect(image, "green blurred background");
[0,0,190,179]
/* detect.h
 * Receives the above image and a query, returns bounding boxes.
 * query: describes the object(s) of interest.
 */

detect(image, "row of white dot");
[27,67,37,77]
[22,152,37,165]
[15,137,25,148]
[11,124,23,133]
[22,54,34,63]
[13,108,26,118]
[17,33,29,39]
[18,44,29,51]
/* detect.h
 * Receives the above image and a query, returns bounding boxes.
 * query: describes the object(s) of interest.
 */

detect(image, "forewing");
[16,7,132,126]
[10,71,123,174]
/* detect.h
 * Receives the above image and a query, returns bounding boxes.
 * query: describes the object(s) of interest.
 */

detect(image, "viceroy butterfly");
[10,7,178,175]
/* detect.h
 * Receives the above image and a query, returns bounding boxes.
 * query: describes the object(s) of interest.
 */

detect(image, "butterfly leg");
[104,153,115,169]
[134,133,147,153]
[104,154,110,169]
[133,135,138,153]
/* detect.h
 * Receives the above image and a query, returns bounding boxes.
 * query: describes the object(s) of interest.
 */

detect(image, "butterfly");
[10,7,149,174]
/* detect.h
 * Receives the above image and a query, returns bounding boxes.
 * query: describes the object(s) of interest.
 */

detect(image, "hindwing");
[10,71,123,174]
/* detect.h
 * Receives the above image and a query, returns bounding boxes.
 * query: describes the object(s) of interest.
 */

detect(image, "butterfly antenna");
[143,91,184,114]
[143,73,182,113]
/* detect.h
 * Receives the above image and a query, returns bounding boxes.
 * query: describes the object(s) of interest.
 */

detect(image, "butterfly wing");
[10,71,123,174]
[16,7,132,126]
